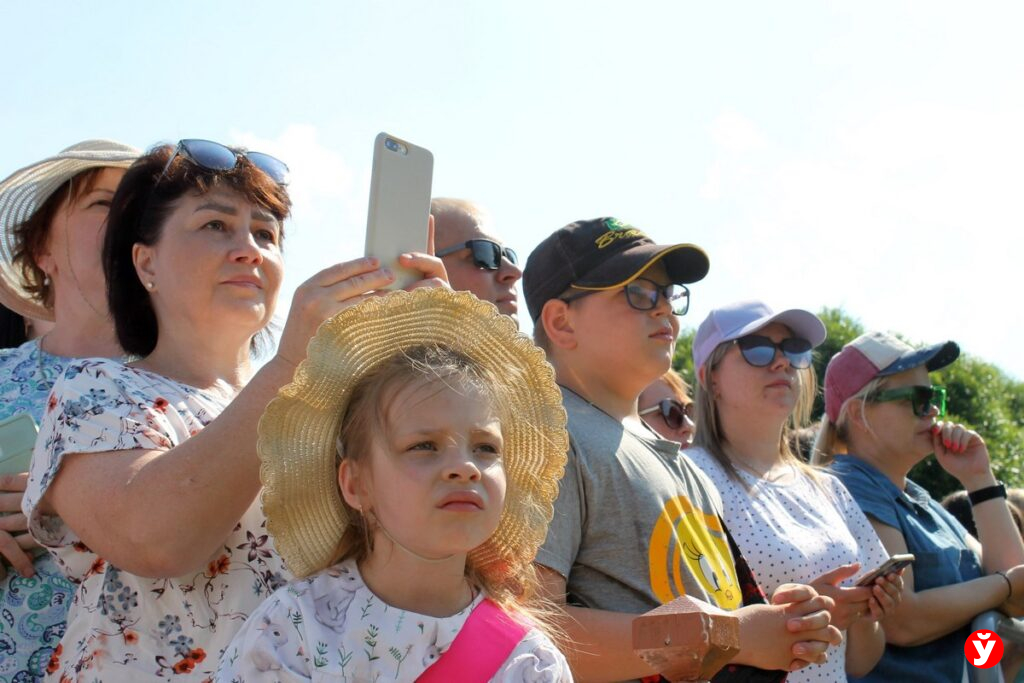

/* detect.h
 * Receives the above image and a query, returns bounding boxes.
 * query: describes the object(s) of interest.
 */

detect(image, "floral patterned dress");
[21,358,288,682]
[0,339,78,683]
[215,559,571,682]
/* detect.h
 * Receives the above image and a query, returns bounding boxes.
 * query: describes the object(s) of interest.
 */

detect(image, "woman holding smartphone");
[0,140,139,681]
[20,140,447,681]
[814,331,1024,682]
[688,300,903,681]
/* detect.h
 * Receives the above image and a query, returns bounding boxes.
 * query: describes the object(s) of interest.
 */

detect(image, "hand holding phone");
[364,133,434,290]
[855,554,915,587]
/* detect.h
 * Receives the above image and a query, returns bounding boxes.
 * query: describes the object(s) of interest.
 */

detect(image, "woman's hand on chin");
[931,421,995,490]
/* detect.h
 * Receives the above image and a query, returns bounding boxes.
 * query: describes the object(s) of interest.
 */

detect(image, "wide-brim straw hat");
[258,287,569,579]
[0,139,141,320]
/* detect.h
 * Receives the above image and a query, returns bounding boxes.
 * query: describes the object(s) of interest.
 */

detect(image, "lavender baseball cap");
[823,331,959,422]
[692,300,827,372]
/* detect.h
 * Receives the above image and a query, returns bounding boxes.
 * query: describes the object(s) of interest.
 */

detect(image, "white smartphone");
[0,412,38,476]
[855,554,915,586]
[364,132,434,290]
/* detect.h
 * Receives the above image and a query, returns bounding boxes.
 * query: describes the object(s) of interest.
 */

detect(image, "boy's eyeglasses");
[561,278,691,316]
[639,398,694,430]
[435,239,518,270]
[868,384,947,418]
[734,335,814,369]
[159,139,290,186]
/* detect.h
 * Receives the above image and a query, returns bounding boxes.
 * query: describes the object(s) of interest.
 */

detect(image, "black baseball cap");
[523,217,710,322]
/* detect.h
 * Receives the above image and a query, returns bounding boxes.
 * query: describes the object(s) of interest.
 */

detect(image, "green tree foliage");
[674,307,1024,500]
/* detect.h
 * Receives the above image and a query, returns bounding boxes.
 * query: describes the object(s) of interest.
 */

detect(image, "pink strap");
[417,599,530,682]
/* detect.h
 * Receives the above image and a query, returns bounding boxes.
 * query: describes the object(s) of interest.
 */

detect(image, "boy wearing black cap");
[525,218,842,682]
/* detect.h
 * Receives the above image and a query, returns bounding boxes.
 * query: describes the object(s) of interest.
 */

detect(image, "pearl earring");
[145,281,154,290]
[43,275,51,286]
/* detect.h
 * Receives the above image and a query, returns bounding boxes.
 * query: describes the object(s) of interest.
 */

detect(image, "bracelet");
[969,482,1007,506]
[997,571,1013,601]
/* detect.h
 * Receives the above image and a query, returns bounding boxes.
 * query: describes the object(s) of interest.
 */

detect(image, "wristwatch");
[969,481,1008,506]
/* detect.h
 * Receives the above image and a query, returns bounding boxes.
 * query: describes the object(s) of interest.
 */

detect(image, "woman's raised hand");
[932,422,995,490]
[274,218,449,370]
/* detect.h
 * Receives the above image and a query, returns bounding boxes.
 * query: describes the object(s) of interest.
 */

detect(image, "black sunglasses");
[159,139,290,186]
[734,335,813,369]
[639,398,694,430]
[435,239,518,270]
[562,278,691,316]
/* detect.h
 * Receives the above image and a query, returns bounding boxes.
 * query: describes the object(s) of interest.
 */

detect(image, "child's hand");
[735,584,841,672]
[809,563,873,630]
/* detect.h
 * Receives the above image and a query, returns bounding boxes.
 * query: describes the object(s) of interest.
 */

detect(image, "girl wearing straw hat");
[20,140,448,681]
[217,287,571,682]
[0,139,139,680]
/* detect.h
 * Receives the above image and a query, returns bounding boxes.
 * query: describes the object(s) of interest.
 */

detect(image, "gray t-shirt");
[536,388,743,616]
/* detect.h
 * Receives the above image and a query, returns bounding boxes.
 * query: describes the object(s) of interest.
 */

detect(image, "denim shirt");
[830,454,983,683]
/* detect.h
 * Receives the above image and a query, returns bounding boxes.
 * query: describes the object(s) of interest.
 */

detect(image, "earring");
[43,275,51,286]
[145,281,155,291]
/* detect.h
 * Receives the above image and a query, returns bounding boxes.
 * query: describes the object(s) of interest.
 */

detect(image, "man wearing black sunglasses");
[431,198,523,325]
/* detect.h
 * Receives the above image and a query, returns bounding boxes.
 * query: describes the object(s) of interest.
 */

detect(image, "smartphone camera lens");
[384,138,408,155]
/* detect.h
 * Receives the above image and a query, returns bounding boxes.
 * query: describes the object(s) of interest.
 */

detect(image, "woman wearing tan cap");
[0,139,139,681]
[19,140,447,681]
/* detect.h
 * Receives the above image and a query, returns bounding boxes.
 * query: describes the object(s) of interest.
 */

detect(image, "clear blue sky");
[4,1,1022,378]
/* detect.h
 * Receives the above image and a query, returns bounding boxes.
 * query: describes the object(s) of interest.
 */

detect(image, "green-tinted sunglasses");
[868,384,947,418]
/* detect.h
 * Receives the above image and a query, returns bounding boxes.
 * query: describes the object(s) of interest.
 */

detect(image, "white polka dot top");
[688,446,889,683]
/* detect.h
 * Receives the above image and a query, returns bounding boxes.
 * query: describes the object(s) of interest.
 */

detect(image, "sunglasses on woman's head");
[435,239,518,270]
[734,334,813,369]
[562,278,691,316]
[868,384,947,418]
[639,398,694,430]
[159,139,290,186]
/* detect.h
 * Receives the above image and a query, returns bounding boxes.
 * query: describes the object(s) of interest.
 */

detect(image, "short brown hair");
[10,168,106,309]
[103,144,291,356]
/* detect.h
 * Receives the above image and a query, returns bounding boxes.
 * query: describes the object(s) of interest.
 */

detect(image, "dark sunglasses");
[734,334,813,369]
[562,278,691,316]
[435,239,518,270]
[639,398,694,430]
[868,384,947,418]
[159,139,290,186]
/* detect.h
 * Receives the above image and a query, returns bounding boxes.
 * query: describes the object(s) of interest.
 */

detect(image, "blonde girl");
[218,288,571,682]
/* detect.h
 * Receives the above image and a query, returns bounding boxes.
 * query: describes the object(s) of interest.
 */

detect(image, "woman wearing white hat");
[687,300,904,681]
[0,139,139,680]
[20,140,447,681]
[814,332,1024,682]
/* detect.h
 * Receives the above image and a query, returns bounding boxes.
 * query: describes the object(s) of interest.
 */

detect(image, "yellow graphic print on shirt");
[648,494,741,609]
